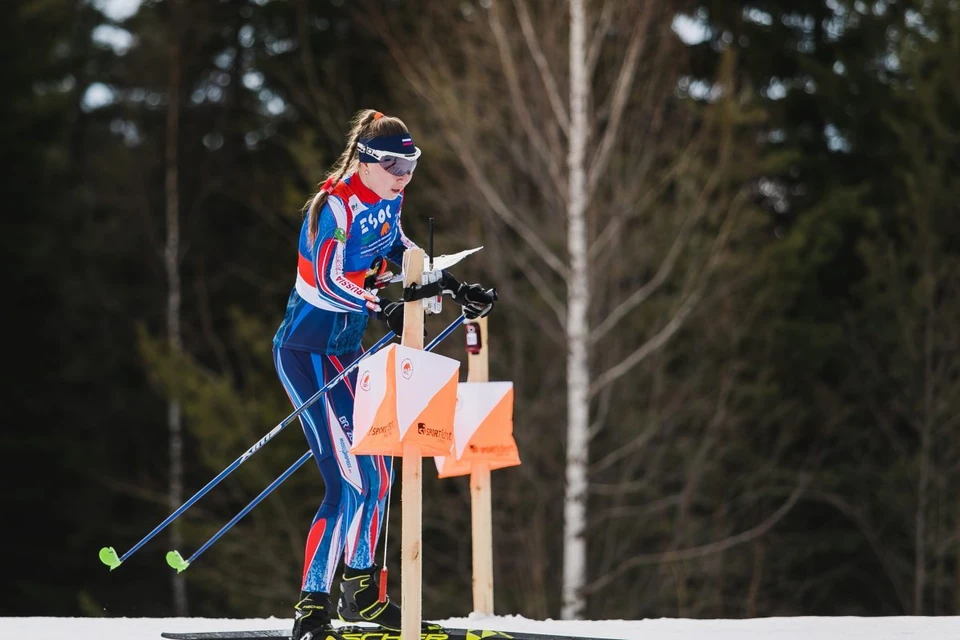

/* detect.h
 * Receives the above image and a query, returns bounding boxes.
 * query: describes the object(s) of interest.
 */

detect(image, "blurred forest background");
[5,0,960,624]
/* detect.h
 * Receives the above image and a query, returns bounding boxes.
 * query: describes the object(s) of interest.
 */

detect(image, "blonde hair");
[305,109,411,246]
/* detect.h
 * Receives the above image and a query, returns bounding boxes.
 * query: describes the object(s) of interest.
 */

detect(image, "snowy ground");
[5,614,960,640]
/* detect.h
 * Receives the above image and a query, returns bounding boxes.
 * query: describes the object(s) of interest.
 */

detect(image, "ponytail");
[305,109,410,247]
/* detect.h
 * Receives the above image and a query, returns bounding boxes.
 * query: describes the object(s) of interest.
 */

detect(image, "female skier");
[272,109,496,640]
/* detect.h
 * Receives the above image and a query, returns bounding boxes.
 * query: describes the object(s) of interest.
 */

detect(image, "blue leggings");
[273,346,394,594]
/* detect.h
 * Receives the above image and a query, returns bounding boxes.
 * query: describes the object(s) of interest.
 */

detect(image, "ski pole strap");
[403,269,462,302]
[402,280,442,301]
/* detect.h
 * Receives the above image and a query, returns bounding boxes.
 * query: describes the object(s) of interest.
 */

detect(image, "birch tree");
[564,0,590,618]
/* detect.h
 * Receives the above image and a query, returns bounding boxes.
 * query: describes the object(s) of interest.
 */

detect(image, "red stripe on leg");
[369,506,379,550]
[302,518,327,588]
[378,457,390,500]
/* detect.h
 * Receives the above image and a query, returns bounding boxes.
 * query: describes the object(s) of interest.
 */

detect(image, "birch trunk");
[165,2,187,615]
[561,0,590,620]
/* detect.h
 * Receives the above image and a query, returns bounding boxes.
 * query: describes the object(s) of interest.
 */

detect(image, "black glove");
[458,284,497,319]
[440,271,497,319]
[376,298,429,339]
[378,299,405,335]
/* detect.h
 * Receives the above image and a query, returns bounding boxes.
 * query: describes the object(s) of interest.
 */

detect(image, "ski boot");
[292,591,335,640]
[337,564,445,633]
[337,564,403,630]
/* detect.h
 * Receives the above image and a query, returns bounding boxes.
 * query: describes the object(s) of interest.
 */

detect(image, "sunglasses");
[358,142,421,177]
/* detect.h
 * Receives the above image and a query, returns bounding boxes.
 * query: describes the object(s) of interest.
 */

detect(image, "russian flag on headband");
[359,133,418,160]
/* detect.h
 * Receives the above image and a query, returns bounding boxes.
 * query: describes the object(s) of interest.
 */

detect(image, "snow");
[5,614,960,640]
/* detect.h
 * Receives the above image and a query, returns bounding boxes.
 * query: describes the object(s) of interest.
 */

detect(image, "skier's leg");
[274,347,341,638]
[309,350,369,576]
[336,454,407,629]
[308,351,403,629]
[343,453,392,570]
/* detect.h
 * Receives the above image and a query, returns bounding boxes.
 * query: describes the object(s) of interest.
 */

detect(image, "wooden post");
[467,316,495,615]
[401,248,425,640]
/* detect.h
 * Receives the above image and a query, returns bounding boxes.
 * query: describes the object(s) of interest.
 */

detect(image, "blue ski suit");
[272,172,415,593]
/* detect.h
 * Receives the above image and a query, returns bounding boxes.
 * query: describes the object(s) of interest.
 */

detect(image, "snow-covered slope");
[5,614,960,640]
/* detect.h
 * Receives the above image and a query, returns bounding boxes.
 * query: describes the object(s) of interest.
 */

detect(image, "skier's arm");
[313,197,379,314]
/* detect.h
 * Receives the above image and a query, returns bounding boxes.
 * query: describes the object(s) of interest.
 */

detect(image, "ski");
[160,625,623,640]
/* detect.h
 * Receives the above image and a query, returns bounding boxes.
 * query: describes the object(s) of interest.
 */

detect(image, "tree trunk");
[562,0,590,620]
[914,245,935,615]
[165,0,187,616]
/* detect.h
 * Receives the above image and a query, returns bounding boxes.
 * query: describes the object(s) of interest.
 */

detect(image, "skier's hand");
[377,298,429,339]
[440,271,498,319]
[458,284,497,319]
[378,299,406,335]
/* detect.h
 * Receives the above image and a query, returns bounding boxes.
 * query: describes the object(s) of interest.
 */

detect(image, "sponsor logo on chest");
[358,204,394,237]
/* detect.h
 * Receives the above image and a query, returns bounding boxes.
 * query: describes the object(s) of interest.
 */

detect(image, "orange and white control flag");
[435,381,520,478]
[394,345,460,455]
[352,344,461,456]
[352,344,402,455]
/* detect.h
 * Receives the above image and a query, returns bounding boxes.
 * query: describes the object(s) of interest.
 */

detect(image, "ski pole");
[164,313,468,571]
[166,450,313,572]
[98,330,397,571]
[426,312,466,350]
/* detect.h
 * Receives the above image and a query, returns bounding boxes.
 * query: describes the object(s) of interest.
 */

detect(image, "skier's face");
[360,161,413,200]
